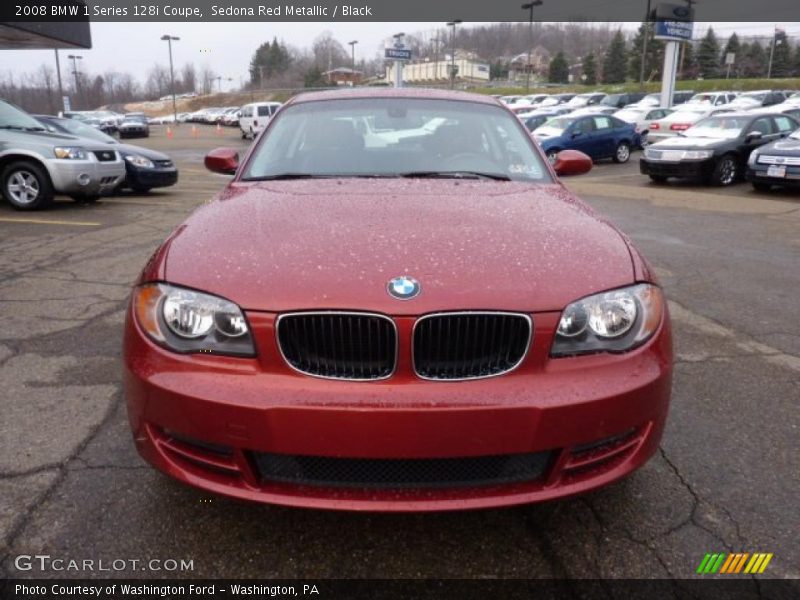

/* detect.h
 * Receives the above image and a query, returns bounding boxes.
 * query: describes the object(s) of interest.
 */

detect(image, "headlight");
[54,146,88,160]
[132,283,255,356]
[747,151,759,166]
[551,284,665,357]
[124,154,154,168]
[681,150,713,160]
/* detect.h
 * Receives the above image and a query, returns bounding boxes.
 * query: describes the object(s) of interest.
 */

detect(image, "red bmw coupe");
[124,88,672,511]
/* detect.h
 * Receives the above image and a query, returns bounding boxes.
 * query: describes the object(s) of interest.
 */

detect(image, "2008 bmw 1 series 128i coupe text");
[123,89,672,511]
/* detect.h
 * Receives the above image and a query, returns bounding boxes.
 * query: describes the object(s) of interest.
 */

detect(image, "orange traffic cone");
[166,126,173,139]
[191,125,198,137]
[215,122,222,135]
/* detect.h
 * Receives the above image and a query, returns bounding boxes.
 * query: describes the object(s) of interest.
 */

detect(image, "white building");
[386,58,491,84]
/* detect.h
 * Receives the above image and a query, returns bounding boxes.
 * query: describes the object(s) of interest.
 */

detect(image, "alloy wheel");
[7,170,40,205]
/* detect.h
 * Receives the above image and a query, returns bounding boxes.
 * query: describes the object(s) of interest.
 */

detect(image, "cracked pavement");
[0,128,797,584]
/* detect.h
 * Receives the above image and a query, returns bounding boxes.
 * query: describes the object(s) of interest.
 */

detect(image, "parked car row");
[0,98,177,210]
[510,88,800,191]
[641,111,800,189]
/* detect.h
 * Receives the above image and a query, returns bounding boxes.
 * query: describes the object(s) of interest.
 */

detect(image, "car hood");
[757,137,800,155]
[649,136,732,149]
[115,143,170,160]
[0,128,120,152]
[160,180,635,314]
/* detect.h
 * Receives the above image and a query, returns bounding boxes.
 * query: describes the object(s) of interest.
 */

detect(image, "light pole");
[216,76,233,92]
[348,40,358,85]
[639,0,652,89]
[393,32,405,88]
[767,27,780,78]
[446,20,461,89]
[54,50,64,113]
[161,35,180,125]
[521,1,542,94]
[67,54,82,109]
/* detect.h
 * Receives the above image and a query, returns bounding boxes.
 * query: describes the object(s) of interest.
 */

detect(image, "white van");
[238,102,282,139]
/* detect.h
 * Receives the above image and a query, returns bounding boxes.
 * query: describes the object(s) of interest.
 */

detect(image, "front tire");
[131,185,152,194]
[613,141,631,163]
[649,174,668,184]
[710,155,738,186]
[1,160,54,211]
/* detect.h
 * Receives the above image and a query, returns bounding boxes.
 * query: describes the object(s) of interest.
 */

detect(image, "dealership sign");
[654,20,693,42]
[385,47,411,60]
[653,2,694,43]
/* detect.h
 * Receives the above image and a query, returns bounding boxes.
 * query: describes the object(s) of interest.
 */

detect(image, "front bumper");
[640,157,715,181]
[125,165,179,189]
[45,157,126,195]
[746,165,800,186]
[124,307,672,511]
[119,126,149,137]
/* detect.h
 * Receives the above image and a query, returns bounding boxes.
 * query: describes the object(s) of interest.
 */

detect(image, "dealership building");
[386,58,491,84]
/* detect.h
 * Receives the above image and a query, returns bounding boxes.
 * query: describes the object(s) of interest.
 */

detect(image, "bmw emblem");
[387,276,420,300]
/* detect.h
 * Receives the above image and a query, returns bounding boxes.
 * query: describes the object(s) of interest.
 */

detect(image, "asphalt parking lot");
[1,125,798,583]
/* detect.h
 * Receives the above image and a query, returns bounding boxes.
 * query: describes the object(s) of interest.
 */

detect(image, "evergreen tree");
[696,27,721,78]
[548,51,569,84]
[602,30,627,84]
[720,33,740,75]
[793,44,800,77]
[581,52,597,85]
[679,42,698,80]
[769,30,792,78]
[741,41,767,78]
[249,37,292,86]
[627,22,664,81]
[303,65,327,88]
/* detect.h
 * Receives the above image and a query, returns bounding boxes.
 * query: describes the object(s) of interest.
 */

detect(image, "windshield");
[0,100,46,130]
[601,94,622,106]
[242,98,551,183]
[534,116,572,136]
[125,114,147,122]
[38,117,116,143]
[687,94,721,105]
[566,95,592,108]
[615,109,644,121]
[730,94,764,106]
[685,116,751,138]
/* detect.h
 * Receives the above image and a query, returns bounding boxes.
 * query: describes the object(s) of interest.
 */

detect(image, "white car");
[647,106,725,143]
[684,92,738,108]
[613,106,675,144]
[239,102,282,139]
[566,106,617,118]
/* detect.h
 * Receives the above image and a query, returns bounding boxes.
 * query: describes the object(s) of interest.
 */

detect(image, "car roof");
[286,87,501,108]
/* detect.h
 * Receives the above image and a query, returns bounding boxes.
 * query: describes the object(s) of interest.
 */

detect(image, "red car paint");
[124,88,672,511]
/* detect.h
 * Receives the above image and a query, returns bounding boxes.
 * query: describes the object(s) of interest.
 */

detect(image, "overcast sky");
[1,21,792,90]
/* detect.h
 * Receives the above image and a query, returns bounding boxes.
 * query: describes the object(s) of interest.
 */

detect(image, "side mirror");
[746,131,763,142]
[552,149,593,177]
[204,147,239,175]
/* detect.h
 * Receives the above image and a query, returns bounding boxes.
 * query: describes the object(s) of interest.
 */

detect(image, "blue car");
[533,114,640,164]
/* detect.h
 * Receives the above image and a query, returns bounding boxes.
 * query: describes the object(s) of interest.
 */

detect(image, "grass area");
[469,78,800,96]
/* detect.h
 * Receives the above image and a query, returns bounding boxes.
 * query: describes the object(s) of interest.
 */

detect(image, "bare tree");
[180,63,196,93]
[199,65,216,95]
[37,64,56,113]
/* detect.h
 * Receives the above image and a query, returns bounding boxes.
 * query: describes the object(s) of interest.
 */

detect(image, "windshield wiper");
[0,125,45,131]
[244,173,323,181]
[399,170,511,181]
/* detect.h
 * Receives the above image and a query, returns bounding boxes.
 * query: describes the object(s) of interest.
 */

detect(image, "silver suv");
[0,99,125,210]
